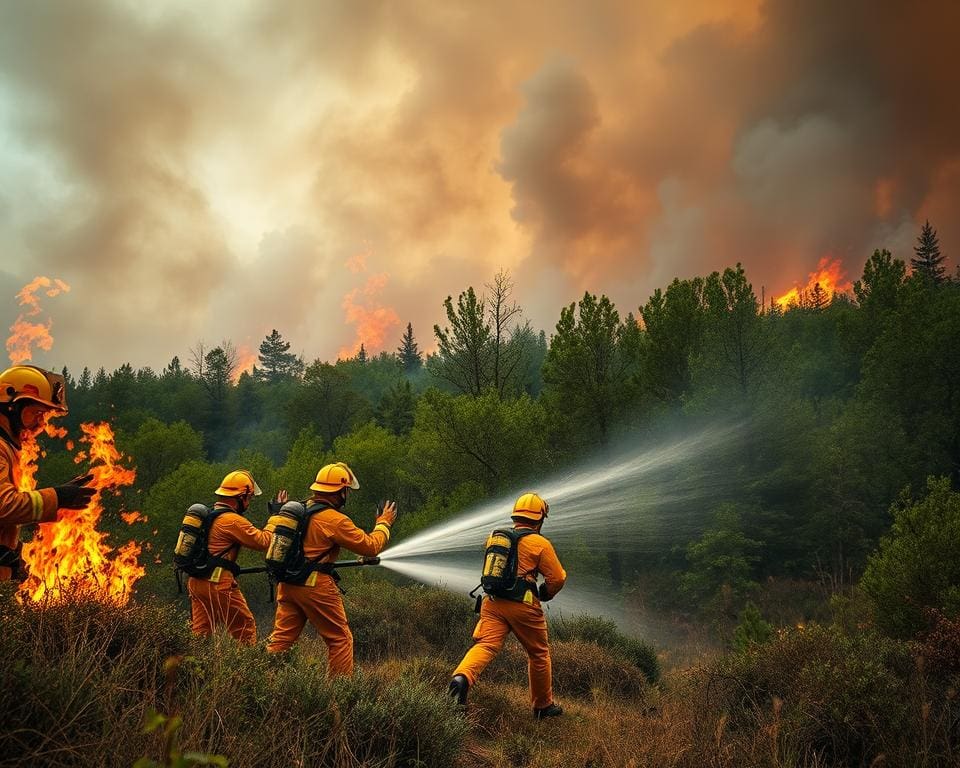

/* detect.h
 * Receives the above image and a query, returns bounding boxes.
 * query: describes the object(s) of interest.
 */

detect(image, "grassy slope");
[1,581,957,768]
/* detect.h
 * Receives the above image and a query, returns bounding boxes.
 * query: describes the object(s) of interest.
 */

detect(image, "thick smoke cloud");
[0,0,956,373]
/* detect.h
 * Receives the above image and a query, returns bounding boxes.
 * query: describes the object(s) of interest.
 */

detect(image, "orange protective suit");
[453,523,567,710]
[0,438,59,582]
[187,504,271,644]
[266,506,391,676]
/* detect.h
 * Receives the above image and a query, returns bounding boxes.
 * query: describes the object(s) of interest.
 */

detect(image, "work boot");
[533,702,563,720]
[448,674,469,705]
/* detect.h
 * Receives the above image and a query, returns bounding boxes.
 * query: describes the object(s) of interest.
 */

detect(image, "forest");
[7,223,960,767]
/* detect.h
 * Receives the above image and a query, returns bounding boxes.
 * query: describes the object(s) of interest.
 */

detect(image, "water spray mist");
[377,423,741,634]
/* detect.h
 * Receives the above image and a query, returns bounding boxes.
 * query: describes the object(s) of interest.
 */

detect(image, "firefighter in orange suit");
[187,470,271,644]
[0,365,94,582]
[266,462,396,676]
[450,492,567,719]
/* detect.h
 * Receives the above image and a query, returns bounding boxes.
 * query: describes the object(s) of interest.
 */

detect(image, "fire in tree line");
[13,220,960,626]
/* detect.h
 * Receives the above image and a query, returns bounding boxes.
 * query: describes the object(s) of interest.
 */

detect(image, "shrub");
[710,622,916,765]
[345,577,476,662]
[0,589,468,768]
[731,601,773,652]
[861,476,960,639]
[550,614,661,683]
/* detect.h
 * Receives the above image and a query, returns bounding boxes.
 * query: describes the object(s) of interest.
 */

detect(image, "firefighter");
[449,492,567,719]
[187,470,271,644]
[0,365,95,583]
[266,461,396,676]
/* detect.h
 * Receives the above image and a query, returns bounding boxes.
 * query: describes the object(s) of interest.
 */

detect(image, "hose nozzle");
[359,556,380,566]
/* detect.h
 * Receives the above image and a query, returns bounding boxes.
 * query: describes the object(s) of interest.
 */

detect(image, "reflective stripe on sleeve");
[373,523,391,541]
[29,491,45,522]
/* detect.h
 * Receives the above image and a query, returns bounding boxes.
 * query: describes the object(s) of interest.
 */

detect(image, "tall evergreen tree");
[77,366,92,390]
[255,329,301,383]
[357,343,367,364]
[911,220,946,284]
[397,322,423,374]
[432,287,491,396]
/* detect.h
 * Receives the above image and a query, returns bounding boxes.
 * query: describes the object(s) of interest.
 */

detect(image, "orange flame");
[339,272,400,358]
[6,276,70,364]
[231,344,257,383]
[18,420,144,605]
[774,257,851,310]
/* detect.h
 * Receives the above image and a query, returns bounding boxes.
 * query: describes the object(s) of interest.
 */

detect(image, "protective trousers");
[187,577,257,645]
[266,577,354,677]
[454,596,553,710]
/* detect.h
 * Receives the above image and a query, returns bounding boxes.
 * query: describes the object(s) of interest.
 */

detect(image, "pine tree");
[397,322,422,374]
[255,329,301,383]
[357,343,367,363]
[911,220,946,284]
[78,367,92,390]
[809,281,828,310]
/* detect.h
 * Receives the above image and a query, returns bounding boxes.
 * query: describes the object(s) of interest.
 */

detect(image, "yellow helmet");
[215,469,262,498]
[0,365,68,412]
[512,492,549,523]
[310,462,360,493]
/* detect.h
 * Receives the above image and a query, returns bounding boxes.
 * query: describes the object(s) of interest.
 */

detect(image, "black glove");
[55,474,95,510]
[538,583,552,602]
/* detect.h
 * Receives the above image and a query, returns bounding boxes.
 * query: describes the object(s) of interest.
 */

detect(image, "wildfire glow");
[18,420,144,605]
[338,259,400,358]
[6,276,70,364]
[774,257,851,310]
[231,344,257,383]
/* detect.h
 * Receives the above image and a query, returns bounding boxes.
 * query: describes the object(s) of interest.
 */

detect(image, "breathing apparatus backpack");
[480,528,535,602]
[264,500,335,586]
[173,504,239,589]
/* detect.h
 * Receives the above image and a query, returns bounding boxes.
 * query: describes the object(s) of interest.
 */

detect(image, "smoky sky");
[0,0,957,374]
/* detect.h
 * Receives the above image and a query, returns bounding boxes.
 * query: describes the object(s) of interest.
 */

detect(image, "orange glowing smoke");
[775,257,852,310]
[18,421,144,605]
[339,258,400,358]
[6,276,70,364]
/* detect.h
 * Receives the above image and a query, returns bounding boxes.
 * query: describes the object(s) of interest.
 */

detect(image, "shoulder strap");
[301,501,336,566]
[207,506,240,560]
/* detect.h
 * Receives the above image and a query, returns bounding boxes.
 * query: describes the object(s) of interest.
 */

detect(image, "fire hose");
[236,556,381,575]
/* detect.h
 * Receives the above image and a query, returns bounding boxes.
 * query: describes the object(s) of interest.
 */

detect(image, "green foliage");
[911,219,947,284]
[122,418,205,489]
[731,601,773,652]
[255,328,302,383]
[406,388,549,498]
[396,321,423,374]
[287,361,370,446]
[861,477,960,638]
[332,422,408,526]
[542,292,642,450]
[641,276,705,403]
[272,426,328,501]
[712,623,919,766]
[681,504,761,614]
[549,615,660,684]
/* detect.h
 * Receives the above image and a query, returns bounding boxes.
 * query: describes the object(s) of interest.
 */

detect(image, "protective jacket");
[0,436,59,582]
[187,504,271,645]
[454,523,567,710]
[266,506,391,675]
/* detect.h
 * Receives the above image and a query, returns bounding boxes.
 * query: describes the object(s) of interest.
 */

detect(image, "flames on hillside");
[6,276,70,364]
[339,253,400,359]
[774,257,852,310]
